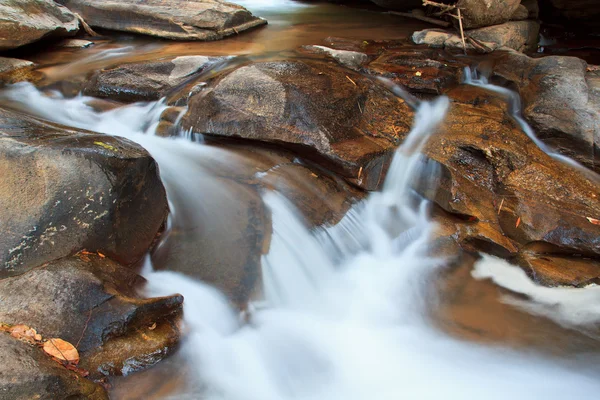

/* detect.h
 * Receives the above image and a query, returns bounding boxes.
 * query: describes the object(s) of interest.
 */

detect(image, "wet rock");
[180,59,414,191]
[518,252,600,287]
[366,47,470,94]
[0,107,168,277]
[422,84,600,259]
[413,21,540,53]
[57,0,267,41]
[457,0,521,29]
[84,56,223,103]
[56,38,94,48]
[0,0,79,51]
[0,254,183,376]
[521,0,539,19]
[0,334,108,400]
[490,51,600,171]
[0,57,39,85]
[369,0,424,10]
[301,45,369,71]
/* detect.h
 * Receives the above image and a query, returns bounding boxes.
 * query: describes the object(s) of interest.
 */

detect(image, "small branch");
[75,310,92,349]
[457,7,467,54]
[74,12,99,37]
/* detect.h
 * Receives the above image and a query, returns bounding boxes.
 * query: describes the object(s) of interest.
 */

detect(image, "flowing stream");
[2,1,600,398]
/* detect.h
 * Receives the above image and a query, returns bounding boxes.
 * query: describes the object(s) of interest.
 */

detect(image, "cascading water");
[1,80,600,399]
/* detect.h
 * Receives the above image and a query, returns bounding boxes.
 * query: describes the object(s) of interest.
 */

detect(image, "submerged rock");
[0,107,168,277]
[180,59,414,190]
[84,56,224,103]
[0,57,39,85]
[0,0,79,51]
[56,0,266,41]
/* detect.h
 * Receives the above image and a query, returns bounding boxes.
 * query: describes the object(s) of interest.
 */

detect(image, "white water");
[1,83,600,399]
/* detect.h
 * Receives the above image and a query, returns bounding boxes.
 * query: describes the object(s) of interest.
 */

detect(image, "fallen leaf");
[97,251,106,258]
[415,71,422,76]
[65,363,90,377]
[148,322,157,331]
[515,217,521,228]
[587,217,600,226]
[9,325,42,344]
[93,141,118,152]
[43,338,79,364]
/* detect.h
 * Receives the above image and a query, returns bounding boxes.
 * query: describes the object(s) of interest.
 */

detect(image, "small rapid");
[1,80,600,399]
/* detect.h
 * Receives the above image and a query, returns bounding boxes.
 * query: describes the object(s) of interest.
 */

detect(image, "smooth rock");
[491,51,600,171]
[56,0,267,41]
[180,59,414,191]
[0,0,79,51]
[521,0,539,19]
[0,106,168,276]
[457,0,521,29]
[0,57,38,85]
[518,252,600,287]
[301,45,369,71]
[510,4,529,21]
[0,334,108,400]
[84,56,223,102]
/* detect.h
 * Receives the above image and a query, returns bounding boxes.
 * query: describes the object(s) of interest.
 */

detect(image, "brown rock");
[0,0,79,51]
[546,0,600,27]
[0,57,39,85]
[510,4,529,21]
[0,107,168,276]
[518,252,600,287]
[369,0,424,10]
[457,0,521,29]
[56,0,266,41]
[180,59,414,191]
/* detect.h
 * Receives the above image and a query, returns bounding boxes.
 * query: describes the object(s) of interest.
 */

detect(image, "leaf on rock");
[586,217,600,226]
[43,338,80,364]
[8,324,42,344]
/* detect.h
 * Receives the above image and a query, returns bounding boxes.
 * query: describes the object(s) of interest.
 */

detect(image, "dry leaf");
[148,322,157,331]
[515,217,521,228]
[586,217,600,226]
[9,325,42,344]
[415,71,422,76]
[43,338,79,364]
[97,252,106,258]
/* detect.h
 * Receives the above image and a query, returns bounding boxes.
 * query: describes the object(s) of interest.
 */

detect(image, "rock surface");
[0,334,108,399]
[56,0,266,41]
[369,0,424,10]
[0,0,79,51]
[0,106,168,277]
[179,59,414,191]
[457,0,521,29]
[0,57,39,85]
[490,51,600,172]
[84,56,224,102]
[546,0,600,27]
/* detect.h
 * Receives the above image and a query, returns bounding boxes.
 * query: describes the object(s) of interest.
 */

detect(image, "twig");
[75,310,92,349]
[74,12,99,37]
[456,8,467,55]
[346,75,357,86]
[497,198,504,215]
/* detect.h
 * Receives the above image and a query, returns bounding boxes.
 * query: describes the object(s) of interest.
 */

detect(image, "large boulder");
[457,0,522,29]
[179,59,414,191]
[0,334,108,400]
[83,56,224,103]
[0,107,168,277]
[56,0,266,41]
[490,51,600,172]
[0,0,79,51]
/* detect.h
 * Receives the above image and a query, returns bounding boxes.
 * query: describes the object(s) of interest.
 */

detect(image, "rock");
[179,59,414,191]
[521,0,540,19]
[0,57,39,85]
[0,107,168,277]
[413,21,540,53]
[422,84,600,259]
[518,252,600,287]
[56,38,94,48]
[0,0,79,51]
[0,334,108,400]
[301,46,369,71]
[490,51,600,171]
[546,0,600,27]
[510,4,529,21]
[467,21,540,53]
[369,0,424,10]
[0,254,183,376]
[457,0,521,29]
[84,56,223,103]
[56,0,267,41]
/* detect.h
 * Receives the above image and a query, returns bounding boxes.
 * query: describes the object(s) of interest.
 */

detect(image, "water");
[3,80,600,398]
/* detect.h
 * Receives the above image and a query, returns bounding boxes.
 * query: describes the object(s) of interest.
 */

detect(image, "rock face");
[0,107,168,277]
[180,59,414,191]
[84,56,224,102]
[0,0,79,51]
[0,57,39,85]
[56,0,266,41]
[0,334,109,400]
[412,21,540,53]
[457,0,521,29]
[490,51,600,172]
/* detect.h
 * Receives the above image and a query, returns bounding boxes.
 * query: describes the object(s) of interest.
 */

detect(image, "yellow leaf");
[587,217,600,226]
[415,71,422,77]
[43,338,79,364]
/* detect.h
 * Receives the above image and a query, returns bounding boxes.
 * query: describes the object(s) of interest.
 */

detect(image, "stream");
[2,1,600,399]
